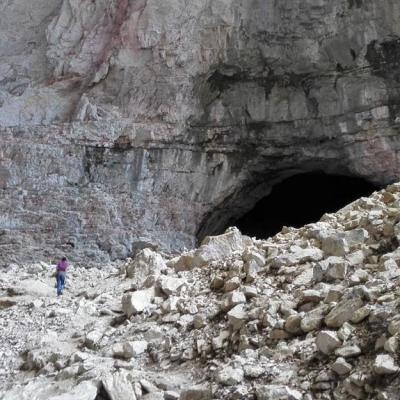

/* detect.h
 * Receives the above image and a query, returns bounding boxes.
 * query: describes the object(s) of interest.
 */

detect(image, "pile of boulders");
[2,183,400,399]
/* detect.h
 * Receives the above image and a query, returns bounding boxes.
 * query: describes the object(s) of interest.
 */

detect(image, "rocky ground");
[2,183,400,399]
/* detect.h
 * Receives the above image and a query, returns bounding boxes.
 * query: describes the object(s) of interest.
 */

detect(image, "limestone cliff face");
[1,0,400,262]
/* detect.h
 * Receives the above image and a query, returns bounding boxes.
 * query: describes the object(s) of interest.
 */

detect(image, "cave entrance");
[233,172,379,239]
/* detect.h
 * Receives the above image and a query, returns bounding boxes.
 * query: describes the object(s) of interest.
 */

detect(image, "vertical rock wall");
[1,0,400,263]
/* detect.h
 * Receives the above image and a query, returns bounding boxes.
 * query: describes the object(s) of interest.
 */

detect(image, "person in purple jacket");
[56,257,68,296]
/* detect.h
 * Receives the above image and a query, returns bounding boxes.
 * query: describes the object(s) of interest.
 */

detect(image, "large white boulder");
[158,275,186,296]
[125,248,167,286]
[102,371,137,400]
[373,354,400,375]
[192,228,250,267]
[122,288,155,317]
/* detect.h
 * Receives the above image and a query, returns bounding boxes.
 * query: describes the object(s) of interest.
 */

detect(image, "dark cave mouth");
[232,172,379,240]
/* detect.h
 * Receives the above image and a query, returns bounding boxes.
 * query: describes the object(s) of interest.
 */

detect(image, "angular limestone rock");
[159,276,186,296]
[331,357,352,375]
[180,385,212,400]
[193,228,249,267]
[256,385,302,400]
[285,314,303,335]
[228,304,248,330]
[112,341,148,359]
[373,354,399,375]
[102,371,137,400]
[216,366,244,386]
[334,345,361,358]
[316,331,342,355]
[222,291,247,310]
[325,298,364,328]
[126,249,167,285]
[121,288,155,317]
[314,257,348,282]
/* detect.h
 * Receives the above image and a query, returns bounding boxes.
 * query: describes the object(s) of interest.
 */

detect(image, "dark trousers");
[56,272,66,296]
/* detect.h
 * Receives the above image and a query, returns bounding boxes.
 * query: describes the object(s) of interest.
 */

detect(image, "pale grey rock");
[222,291,247,311]
[316,331,342,355]
[244,260,259,283]
[351,306,371,323]
[321,236,349,257]
[223,277,241,292]
[179,385,211,400]
[384,336,399,354]
[256,385,302,400]
[171,251,195,272]
[165,391,180,400]
[314,257,348,282]
[337,322,355,341]
[158,276,186,296]
[373,355,400,375]
[300,290,323,304]
[112,341,148,359]
[228,304,248,330]
[126,249,167,286]
[122,288,155,317]
[346,250,366,267]
[344,229,369,249]
[193,228,248,268]
[216,366,244,386]
[325,298,364,328]
[272,246,323,268]
[49,381,99,400]
[349,269,370,285]
[388,318,400,335]
[2,380,99,400]
[334,345,362,358]
[85,329,104,350]
[140,379,159,394]
[378,259,400,280]
[212,330,230,350]
[103,371,137,400]
[242,286,258,299]
[242,248,266,267]
[285,315,303,335]
[193,314,207,330]
[300,306,328,332]
[331,357,352,376]
[243,364,264,379]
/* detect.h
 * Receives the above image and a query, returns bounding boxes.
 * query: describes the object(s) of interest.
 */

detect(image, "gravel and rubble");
[3,183,400,399]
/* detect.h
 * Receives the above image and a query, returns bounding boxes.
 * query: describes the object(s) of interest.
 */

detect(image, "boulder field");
[2,183,400,399]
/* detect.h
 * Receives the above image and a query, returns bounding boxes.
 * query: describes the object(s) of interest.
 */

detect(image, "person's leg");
[60,274,65,293]
[56,273,62,296]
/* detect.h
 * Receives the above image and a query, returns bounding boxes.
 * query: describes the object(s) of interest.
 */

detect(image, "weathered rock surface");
[2,1,400,262]
[2,184,400,398]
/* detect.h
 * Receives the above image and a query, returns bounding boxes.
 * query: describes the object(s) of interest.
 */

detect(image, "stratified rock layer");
[2,0,400,262]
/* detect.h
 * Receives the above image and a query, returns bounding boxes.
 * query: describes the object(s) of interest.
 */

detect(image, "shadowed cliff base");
[233,173,379,239]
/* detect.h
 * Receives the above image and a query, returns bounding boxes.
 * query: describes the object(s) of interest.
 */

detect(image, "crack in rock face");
[1,0,400,262]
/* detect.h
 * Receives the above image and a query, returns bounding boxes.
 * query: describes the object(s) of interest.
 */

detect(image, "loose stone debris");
[2,183,400,399]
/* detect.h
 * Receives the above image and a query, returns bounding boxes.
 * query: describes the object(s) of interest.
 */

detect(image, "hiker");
[56,257,68,296]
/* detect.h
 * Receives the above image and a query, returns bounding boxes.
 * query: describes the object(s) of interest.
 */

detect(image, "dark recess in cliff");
[234,173,379,239]
[366,38,400,81]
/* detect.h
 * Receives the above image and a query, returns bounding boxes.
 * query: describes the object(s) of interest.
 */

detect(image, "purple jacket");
[57,260,68,272]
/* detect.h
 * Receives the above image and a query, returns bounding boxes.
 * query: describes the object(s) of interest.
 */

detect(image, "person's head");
[61,257,67,262]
